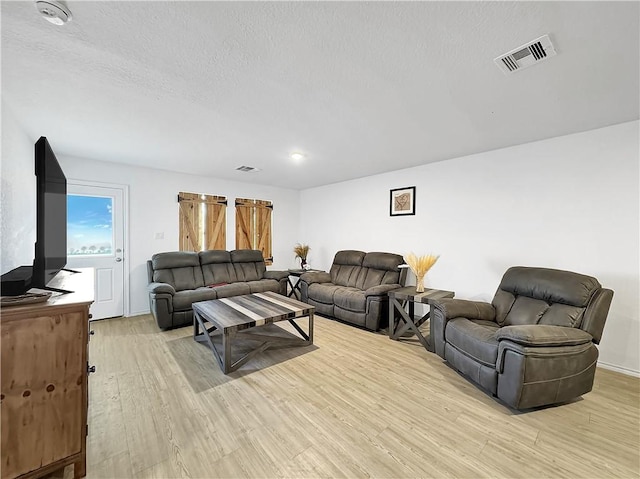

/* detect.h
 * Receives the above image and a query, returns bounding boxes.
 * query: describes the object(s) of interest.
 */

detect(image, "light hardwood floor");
[71,314,639,478]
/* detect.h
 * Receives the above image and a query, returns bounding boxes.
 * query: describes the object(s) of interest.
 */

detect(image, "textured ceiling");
[2,1,639,189]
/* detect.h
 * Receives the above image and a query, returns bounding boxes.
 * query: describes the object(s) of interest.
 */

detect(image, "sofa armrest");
[148,282,175,295]
[496,325,593,347]
[496,334,596,378]
[300,271,331,284]
[264,270,289,281]
[430,298,496,321]
[430,298,496,359]
[365,284,402,297]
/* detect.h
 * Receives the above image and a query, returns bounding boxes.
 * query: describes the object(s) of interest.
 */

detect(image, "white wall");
[0,101,36,274]
[3,112,637,374]
[57,157,301,316]
[300,121,640,375]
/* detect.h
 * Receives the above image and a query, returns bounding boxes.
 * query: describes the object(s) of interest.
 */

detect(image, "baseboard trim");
[597,361,640,378]
[128,309,151,317]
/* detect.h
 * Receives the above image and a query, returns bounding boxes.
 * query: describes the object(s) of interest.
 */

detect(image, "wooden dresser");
[1,269,94,479]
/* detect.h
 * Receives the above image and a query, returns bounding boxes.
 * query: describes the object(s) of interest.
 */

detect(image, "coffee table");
[192,291,314,374]
[388,286,455,352]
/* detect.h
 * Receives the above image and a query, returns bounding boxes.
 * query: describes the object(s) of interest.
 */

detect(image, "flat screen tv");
[32,136,68,290]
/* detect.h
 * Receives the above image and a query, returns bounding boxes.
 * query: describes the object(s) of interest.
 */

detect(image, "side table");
[287,269,321,299]
[388,286,454,352]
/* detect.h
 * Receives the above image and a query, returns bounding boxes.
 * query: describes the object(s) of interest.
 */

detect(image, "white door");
[66,183,125,320]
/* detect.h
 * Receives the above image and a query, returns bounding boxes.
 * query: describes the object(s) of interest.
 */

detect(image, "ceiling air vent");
[494,34,556,74]
[235,165,260,172]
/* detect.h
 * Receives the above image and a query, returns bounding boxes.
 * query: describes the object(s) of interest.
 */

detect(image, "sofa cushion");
[498,295,586,328]
[247,279,280,294]
[199,250,232,264]
[333,287,367,313]
[329,250,365,287]
[495,325,593,347]
[308,283,342,304]
[498,266,601,307]
[502,296,550,326]
[230,249,266,281]
[358,252,404,289]
[174,288,218,311]
[152,252,204,291]
[152,251,199,270]
[492,267,599,328]
[446,318,500,368]
[199,250,238,285]
[211,283,251,299]
[230,249,265,263]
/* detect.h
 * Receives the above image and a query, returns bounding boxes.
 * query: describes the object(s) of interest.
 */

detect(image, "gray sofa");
[431,266,613,409]
[147,249,289,329]
[299,250,407,331]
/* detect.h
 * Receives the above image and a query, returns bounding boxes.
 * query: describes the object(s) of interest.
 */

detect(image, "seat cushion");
[308,283,342,304]
[246,279,280,294]
[333,287,367,313]
[211,283,251,299]
[173,288,218,311]
[446,318,500,367]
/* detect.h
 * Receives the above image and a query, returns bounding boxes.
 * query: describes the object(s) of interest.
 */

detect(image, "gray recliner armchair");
[431,266,613,409]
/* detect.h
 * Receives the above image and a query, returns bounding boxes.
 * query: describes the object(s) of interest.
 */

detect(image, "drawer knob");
[88,365,96,374]
[89,330,95,336]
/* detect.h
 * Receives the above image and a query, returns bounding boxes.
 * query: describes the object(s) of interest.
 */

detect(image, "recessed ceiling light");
[290,152,305,161]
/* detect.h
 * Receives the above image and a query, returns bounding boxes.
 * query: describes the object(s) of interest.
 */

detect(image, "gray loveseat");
[299,250,407,331]
[147,249,289,329]
[431,266,613,409]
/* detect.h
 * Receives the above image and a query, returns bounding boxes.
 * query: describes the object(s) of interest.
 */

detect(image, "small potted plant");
[293,243,311,270]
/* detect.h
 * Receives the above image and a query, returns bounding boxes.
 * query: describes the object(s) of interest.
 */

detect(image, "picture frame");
[390,186,416,216]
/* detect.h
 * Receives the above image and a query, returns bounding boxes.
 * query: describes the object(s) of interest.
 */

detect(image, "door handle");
[115,258,122,262]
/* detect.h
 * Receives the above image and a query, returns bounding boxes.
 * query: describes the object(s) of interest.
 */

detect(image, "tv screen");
[32,137,67,289]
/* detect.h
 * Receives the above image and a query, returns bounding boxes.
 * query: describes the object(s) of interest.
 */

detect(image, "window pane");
[67,195,114,256]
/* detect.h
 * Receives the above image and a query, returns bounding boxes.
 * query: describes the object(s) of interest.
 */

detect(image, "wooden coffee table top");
[192,291,314,334]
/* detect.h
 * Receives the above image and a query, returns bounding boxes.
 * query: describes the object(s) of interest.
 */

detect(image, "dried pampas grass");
[405,253,439,292]
[293,243,310,260]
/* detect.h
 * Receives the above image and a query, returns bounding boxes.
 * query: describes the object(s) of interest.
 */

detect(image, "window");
[178,192,227,251]
[67,195,114,256]
[235,197,273,264]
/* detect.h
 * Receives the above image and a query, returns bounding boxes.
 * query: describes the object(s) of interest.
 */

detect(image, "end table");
[388,286,455,352]
[287,269,321,300]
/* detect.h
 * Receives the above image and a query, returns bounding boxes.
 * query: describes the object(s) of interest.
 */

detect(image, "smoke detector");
[494,35,556,74]
[35,1,72,25]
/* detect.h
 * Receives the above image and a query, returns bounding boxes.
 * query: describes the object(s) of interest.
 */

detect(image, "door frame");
[67,178,131,317]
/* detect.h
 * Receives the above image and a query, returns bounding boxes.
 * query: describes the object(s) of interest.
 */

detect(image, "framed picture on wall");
[390,186,416,216]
